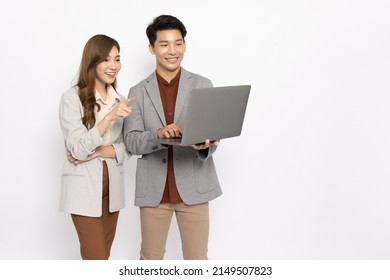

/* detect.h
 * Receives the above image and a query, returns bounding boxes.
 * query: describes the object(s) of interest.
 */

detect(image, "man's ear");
[149,44,155,55]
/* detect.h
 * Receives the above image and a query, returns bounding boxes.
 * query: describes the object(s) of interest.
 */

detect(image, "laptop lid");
[153,85,251,146]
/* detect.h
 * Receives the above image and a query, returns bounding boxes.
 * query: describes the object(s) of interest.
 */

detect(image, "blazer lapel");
[145,72,167,126]
[175,68,192,125]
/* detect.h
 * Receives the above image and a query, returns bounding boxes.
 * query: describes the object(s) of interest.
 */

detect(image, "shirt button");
[162,158,167,163]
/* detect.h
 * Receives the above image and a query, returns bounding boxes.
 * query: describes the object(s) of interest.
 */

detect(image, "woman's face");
[95,46,121,89]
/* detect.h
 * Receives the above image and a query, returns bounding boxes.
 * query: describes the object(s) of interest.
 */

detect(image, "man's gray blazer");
[123,68,222,207]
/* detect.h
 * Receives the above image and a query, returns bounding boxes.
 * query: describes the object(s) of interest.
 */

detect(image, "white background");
[1,0,390,260]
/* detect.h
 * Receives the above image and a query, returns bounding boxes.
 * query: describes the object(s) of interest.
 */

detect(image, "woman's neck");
[95,82,107,101]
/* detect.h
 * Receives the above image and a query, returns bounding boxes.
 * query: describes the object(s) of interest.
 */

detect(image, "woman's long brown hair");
[76,34,120,129]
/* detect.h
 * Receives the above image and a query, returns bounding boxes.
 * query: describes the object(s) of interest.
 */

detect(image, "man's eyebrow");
[157,39,184,43]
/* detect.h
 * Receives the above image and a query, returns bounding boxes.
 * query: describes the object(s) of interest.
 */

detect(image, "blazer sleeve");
[110,93,131,164]
[112,142,129,164]
[196,145,217,162]
[123,85,168,156]
[59,89,103,160]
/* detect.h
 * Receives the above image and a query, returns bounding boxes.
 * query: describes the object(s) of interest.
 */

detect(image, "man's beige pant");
[140,202,209,260]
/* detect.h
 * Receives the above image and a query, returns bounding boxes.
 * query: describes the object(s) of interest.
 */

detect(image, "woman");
[59,34,134,259]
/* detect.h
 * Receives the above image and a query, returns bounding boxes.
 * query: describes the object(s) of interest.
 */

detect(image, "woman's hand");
[67,151,97,164]
[98,97,136,136]
[67,146,116,164]
[106,97,136,121]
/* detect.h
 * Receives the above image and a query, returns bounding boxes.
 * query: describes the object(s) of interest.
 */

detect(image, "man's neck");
[156,67,181,83]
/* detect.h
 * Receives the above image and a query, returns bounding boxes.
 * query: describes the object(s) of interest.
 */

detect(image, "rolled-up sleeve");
[112,142,130,164]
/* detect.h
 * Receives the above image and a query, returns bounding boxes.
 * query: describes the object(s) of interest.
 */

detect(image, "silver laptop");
[151,85,251,146]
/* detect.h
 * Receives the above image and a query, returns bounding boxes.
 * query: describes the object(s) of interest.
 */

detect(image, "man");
[123,14,222,260]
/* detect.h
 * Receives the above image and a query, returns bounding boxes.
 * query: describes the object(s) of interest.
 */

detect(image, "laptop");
[150,85,251,146]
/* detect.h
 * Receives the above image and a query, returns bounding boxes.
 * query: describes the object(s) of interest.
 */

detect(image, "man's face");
[149,29,186,78]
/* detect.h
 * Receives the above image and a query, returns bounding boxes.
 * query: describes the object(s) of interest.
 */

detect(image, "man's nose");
[168,44,176,54]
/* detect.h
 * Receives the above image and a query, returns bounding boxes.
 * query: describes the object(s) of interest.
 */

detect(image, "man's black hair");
[146,15,187,46]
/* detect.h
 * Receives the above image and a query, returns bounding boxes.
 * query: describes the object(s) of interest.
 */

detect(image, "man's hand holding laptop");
[157,123,219,150]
